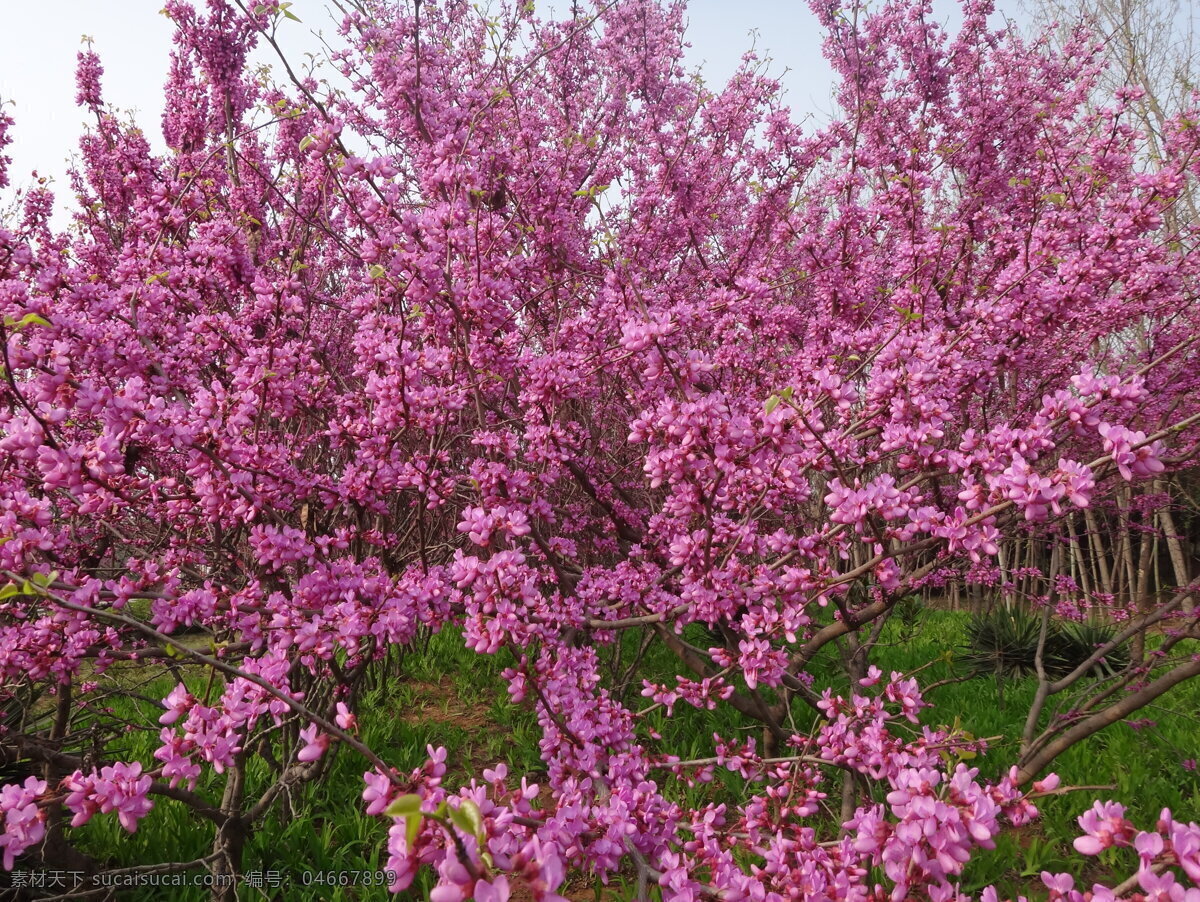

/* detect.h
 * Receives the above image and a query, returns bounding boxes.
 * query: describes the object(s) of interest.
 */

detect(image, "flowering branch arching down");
[1,0,1199,899]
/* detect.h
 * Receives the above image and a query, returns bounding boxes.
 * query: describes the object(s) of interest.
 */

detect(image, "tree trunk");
[210,756,249,902]
[1158,487,1193,614]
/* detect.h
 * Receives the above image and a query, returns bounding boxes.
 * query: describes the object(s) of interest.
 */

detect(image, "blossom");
[1098,423,1166,481]
[0,0,1198,897]
[297,725,329,762]
[62,763,153,833]
[1074,801,1133,855]
[0,777,47,870]
[335,702,358,732]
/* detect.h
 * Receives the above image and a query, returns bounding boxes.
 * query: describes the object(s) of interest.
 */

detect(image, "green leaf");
[404,812,423,850]
[572,183,609,199]
[448,800,485,845]
[4,313,51,329]
[30,570,58,589]
[368,264,387,280]
[299,134,315,152]
[890,304,923,322]
[0,583,20,600]
[768,386,796,417]
[383,793,423,819]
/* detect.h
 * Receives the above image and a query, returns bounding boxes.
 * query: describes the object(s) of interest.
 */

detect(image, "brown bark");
[210,755,249,902]
[1015,658,1200,784]
[1159,494,1193,613]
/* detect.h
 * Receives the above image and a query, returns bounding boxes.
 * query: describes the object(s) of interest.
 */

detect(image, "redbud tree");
[1,0,1199,899]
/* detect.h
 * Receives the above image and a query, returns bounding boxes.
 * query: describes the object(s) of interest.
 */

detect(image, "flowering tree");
[1,0,1199,899]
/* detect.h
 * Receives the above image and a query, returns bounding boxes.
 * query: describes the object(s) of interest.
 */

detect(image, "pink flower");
[62,763,152,833]
[159,683,194,725]
[362,770,394,817]
[860,665,884,687]
[0,777,48,870]
[1032,774,1060,793]
[297,725,329,762]
[473,876,510,902]
[335,702,357,731]
[1074,801,1133,855]
[1041,871,1074,897]
[1098,423,1166,481]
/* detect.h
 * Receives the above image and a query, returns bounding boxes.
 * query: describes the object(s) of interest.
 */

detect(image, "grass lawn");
[69,609,1200,900]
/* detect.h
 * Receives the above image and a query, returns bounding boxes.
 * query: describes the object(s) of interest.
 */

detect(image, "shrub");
[963,610,1129,683]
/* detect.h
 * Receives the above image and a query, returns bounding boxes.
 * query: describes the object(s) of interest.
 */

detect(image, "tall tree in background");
[1026,0,1198,221]
[1021,0,1199,627]
[0,0,1198,899]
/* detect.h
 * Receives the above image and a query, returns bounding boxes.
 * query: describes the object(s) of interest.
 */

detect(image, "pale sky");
[0,0,1026,216]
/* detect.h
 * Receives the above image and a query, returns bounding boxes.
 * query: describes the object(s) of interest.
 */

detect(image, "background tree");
[1024,0,1198,218]
[0,0,1199,899]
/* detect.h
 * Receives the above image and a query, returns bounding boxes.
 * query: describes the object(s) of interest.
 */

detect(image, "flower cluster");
[0,778,47,870]
[0,0,1197,894]
[1035,805,1200,902]
[62,763,153,833]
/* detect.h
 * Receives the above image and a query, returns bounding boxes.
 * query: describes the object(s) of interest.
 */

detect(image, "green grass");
[65,611,1200,899]
[68,631,538,900]
[865,610,1200,894]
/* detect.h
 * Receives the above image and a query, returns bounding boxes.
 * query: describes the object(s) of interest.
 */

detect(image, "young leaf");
[405,812,423,850]
[383,794,423,819]
[448,800,485,845]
